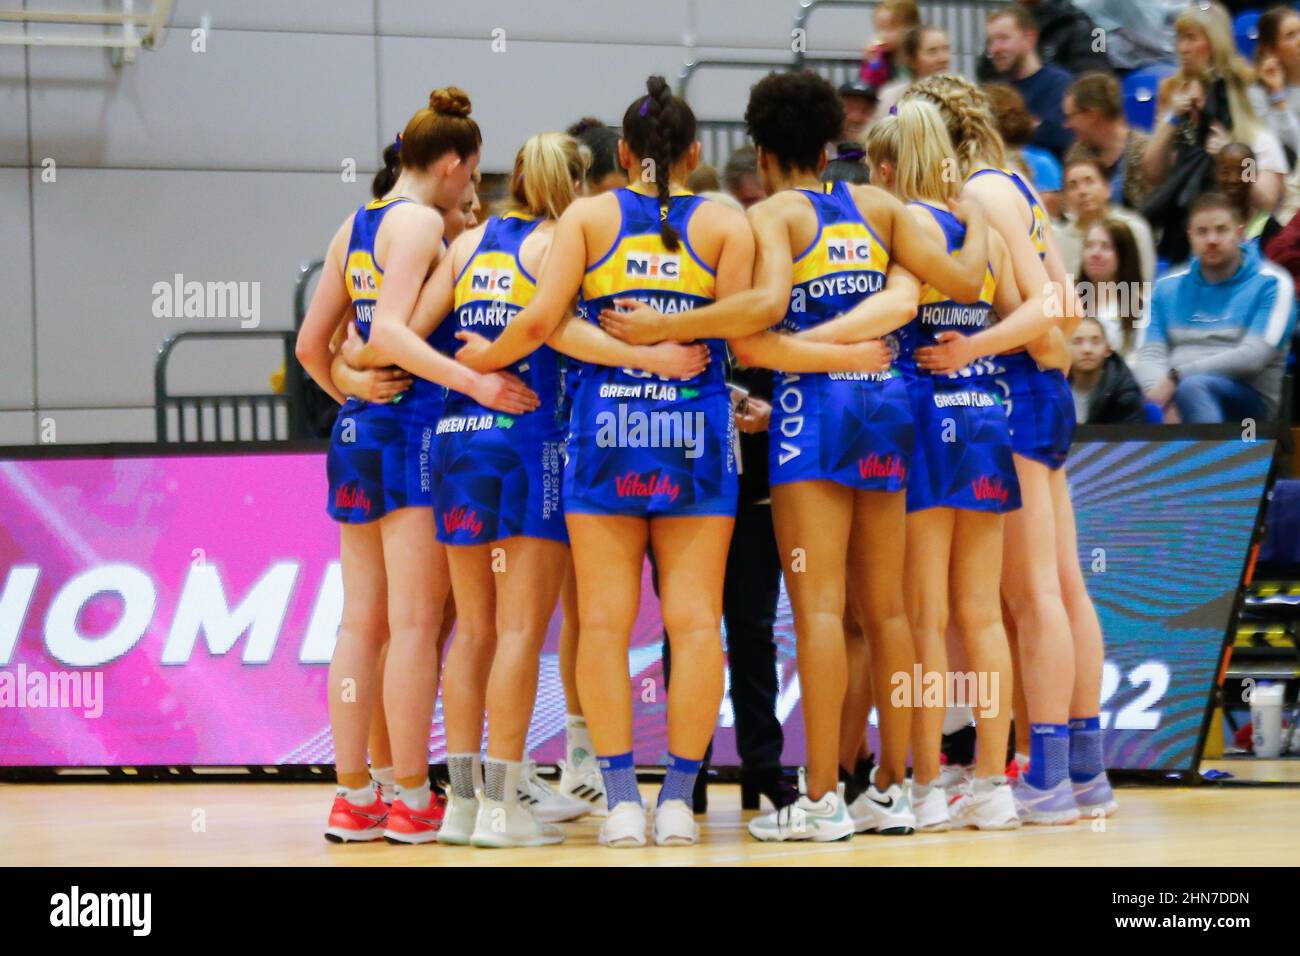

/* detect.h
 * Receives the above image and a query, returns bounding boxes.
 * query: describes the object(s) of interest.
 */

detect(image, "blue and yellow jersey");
[577,188,723,396]
[344,197,411,341]
[895,201,997,384]
[441,212,562,432]
[965,167,1048,261]
[781,179,888,336]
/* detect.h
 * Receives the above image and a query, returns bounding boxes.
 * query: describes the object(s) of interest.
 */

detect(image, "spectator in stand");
[977,0,1112,82]
[722,145,766,209]
[985,82,1064,219]
[566,117,625,193]
[822,140,870,185]
[859,0,919,88]
[876,24,952,118]
[1250,6,1300,168]
[1057,151,1156,284]
[1141,1,1287,264]
[982,4,1075,160]
[1063,72,1153,211]
[1069,316,1147,423]
[1264,200,1300,303]
[687,162,721,194]
[1137,192,1296,423]
[1216,142,1284,249]
[1077,218,1149,365]
[838,79,879,142]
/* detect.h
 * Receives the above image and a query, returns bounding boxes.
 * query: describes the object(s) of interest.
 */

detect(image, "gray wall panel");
[0,170,35,409]
[28,27,378,171]
[32,168,366,408]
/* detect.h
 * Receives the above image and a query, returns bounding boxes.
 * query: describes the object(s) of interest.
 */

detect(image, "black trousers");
[656,498,785,770]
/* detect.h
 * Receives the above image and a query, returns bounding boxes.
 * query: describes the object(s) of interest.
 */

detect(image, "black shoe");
[941,724,977,766]
[740,767,797,810]
[852,754,876,794]
[693,767,709,814]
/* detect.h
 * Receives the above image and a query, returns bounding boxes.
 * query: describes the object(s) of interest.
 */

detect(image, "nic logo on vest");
[625,252,679,279]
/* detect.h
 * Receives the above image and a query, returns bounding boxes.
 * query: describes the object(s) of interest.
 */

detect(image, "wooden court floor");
[4,780,1298,866]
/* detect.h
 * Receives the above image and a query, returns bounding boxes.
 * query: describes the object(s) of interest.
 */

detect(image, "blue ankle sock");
[1026,723,1070,790]
[657,753,702,807]
[1068,716,1104,782]
[597,751,641,809]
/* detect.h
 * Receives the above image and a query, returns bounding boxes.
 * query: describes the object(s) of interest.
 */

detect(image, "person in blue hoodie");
[1137,192,1297,423]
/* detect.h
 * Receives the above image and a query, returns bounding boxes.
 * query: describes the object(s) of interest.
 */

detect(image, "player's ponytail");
[621,75,697,251]
[892,97,959,203]
[511,132,589,220]
[371,138,402,198]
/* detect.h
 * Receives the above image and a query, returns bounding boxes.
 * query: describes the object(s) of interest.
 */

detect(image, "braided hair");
[621,75,696,251]
[905,74,1006,178]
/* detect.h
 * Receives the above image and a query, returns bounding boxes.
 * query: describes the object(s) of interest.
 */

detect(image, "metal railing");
[154,330,297,442]
[678,0,1004,167]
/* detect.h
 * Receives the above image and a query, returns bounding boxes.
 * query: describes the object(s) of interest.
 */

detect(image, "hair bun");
[429,86,473,118]
[646,75,670,100]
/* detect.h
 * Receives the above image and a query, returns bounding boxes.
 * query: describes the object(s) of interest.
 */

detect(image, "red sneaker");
[384,793,447,845]
[324,791,389,843]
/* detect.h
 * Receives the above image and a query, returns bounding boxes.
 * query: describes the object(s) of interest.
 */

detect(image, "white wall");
[2,0,986,444]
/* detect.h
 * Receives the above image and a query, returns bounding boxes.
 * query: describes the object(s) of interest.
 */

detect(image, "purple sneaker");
[1011,777,1081,825]
[1071,772,1118,817]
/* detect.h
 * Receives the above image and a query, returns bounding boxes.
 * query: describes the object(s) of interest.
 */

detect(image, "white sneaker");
[437,790,479,845]
[948,776,1021,831]
[910,781,952,831]
[652,799,699,846]
[748,768,854,843]
[847,768,915,835]
[558,757,608,818]
[470,795,565,848]
[599,801,648,847]
[518,761,591,823]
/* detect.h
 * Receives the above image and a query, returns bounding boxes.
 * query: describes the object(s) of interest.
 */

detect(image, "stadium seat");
[1123,62,1178,131]
[1236,10,1262,60]
[1143,401,1164,423]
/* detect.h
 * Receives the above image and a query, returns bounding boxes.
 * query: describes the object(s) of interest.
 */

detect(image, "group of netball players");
[296,67,1118,849]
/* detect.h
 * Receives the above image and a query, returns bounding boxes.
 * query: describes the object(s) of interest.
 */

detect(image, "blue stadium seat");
[1123,62,1178,132]
[1143,401,1164,423]
[1236,10,1262,60]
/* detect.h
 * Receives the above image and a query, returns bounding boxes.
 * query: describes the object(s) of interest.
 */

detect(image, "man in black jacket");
[1069,316,1147,423]
[978,0,1112,82]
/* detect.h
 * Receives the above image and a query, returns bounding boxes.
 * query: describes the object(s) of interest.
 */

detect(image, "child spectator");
[1069,316,1147,423]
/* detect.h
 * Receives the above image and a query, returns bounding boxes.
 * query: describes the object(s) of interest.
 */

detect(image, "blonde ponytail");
[893,98,960,203]
[510,132,590,220]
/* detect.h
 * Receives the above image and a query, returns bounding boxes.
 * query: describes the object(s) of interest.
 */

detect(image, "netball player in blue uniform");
[911,74,1116,822]
[362,122,715,847]
[453,76,881,847]
[327,168,482,810]
[601,71,989,842]
[850,100,1061,829]
[297,88,538,844]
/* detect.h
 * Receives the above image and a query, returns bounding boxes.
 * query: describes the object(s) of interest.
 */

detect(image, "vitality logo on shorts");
[971,475,1011,506]
[625,252,679,279]
[858,453,906,481]
[614,470,681,502]
[442,506,484,537]
[334,483,372,515]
